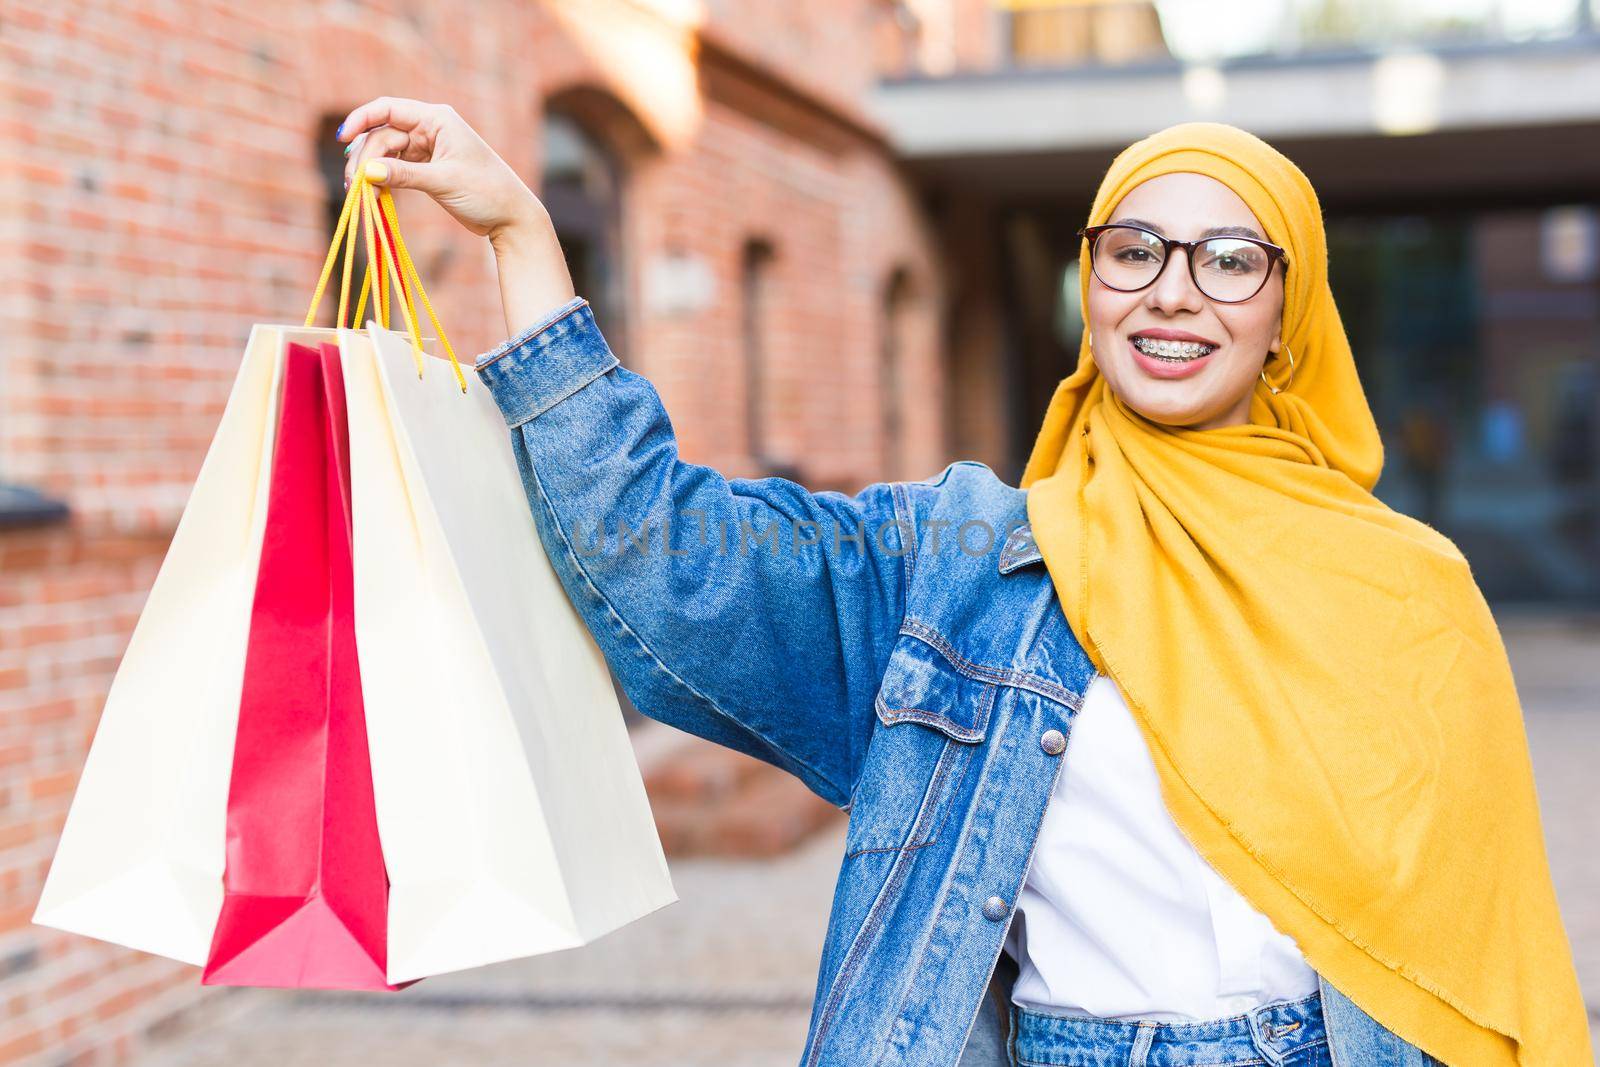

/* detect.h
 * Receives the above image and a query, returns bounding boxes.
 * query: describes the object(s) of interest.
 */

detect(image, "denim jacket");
[472,296,1444,1067]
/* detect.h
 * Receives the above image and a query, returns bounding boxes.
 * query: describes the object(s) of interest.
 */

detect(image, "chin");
[1119,385,1218,428]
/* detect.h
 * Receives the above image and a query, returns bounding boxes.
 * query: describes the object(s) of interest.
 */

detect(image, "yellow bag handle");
[304,170,467,394]
[360,180,420,359]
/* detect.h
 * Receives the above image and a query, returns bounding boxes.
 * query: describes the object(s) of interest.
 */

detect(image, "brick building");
[0,2,968,1063]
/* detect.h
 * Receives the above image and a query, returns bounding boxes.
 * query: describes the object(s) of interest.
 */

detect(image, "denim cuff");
[473,296,619,429]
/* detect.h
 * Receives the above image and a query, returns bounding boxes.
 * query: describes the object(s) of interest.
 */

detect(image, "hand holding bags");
[34,170,676,987]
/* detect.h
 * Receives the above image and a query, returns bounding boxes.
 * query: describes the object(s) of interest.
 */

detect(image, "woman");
[336,100,1591,1067]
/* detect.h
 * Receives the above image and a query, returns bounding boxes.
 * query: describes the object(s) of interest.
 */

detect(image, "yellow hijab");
[1021,122,1591,1066]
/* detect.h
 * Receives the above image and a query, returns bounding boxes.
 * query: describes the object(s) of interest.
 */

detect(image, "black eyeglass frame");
[1078,223,1290,304]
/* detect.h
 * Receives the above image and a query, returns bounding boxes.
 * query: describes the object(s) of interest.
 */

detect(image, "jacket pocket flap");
[874,633,994,742]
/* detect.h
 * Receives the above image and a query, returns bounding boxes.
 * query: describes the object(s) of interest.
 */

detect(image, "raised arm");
[471,299,907,806]
[335,98,909,806]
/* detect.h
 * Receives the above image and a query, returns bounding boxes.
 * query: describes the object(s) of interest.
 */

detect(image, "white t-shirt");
[1004,672,1320,1021]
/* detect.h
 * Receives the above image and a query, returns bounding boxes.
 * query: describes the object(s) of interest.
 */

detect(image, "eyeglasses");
[1079,223,1289,304]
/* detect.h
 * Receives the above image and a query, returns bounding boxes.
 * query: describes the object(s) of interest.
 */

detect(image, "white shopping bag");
[33,325,290,962]
[341,322,676,983]
[36,168,674,983]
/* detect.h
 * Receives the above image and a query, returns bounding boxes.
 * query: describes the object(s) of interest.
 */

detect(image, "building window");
[881,268,914,480]
[741,238,779,472]
[312,113,374,328]
[541,112,627,359]
[1327,208,1600,605]
[1002,0,1168,67]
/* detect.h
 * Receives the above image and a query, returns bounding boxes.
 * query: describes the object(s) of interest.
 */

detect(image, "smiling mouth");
[1131,336,1218,362]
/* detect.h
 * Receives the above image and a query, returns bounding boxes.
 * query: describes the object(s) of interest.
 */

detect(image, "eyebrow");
[1112,216,1267,242]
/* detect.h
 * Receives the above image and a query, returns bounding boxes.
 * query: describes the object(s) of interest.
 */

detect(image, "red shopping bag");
[202,340,403,990]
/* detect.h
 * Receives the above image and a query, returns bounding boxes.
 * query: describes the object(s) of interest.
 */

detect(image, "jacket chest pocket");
[844,632,995,860]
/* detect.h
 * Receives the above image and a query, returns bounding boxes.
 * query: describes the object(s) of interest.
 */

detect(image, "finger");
[337,96,437,143]
[361,156,451,198]
[344,126,413,187]
[341,131,367,190]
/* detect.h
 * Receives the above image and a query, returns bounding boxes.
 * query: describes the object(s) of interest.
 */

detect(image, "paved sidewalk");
[140,820,843,1067]
[138,615,1600,1066]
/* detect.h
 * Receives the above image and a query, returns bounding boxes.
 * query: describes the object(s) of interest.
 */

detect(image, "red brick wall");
[0,2,949,1064]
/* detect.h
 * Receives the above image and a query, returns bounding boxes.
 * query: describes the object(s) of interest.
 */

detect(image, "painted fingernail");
[337,121,346,139]
[363,159,388,183]
[343,142,353,156]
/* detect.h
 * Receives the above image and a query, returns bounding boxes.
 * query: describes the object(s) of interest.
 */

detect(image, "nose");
[1144,247,1207,315]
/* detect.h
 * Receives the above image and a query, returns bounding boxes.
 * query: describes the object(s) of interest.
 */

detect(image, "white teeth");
[1132,336,1217,361]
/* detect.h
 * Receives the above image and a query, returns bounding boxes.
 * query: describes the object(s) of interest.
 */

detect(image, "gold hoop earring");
[1261,342,1296,395]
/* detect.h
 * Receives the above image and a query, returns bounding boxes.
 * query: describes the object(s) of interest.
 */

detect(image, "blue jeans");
[1006,989,1331,1067]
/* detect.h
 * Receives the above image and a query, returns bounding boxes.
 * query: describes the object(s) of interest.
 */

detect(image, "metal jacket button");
[1040,729,1065,756]
[982,895,1009,922]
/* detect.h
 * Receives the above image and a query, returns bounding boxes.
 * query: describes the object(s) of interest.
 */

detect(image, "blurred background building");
[879,0,1600,605]
[0,1,1596,1064]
